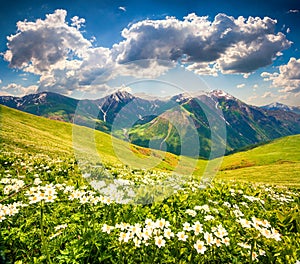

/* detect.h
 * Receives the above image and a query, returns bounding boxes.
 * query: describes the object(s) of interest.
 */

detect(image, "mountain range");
[1,90,299,158]
[261,102,300,115]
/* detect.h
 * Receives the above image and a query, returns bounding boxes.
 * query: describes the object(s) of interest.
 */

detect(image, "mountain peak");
[171,93,192,103]
[262,102,293,111]
[109,90,134,102]
[210,90,235,100]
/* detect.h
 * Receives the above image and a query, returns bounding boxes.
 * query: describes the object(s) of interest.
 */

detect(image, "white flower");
[238,218,252,228]
[204,232,214,245]
[33,178,42,185]
[259,249,266,256]
[133,237,141,247]
[176,231,188,241]
[183,222,192,231]
[155,218,169,229]
[233,209,244,217]
[29,194,42,204]
[261,219,271,228]
[214,225,228,238]
[145,218,155,229]
[79,196,89,204]
[260,228,272,238]
[129,224,142,237]
[192,221,203,235]
[164,228,174,239]
[271,228,281,241]
[204,215,215,221]
[119,232,129,242]
[0,214,6,222]
[195,204,210,213]
[142,228,152,241]
[44,194,57,203]
[116,222,130,231]
[238,242,251,249]
[186,209,197,217]
[194,240,206,254]
[222,237,230,246]
[101,224,114,234]
[154,235,166,248]
[251,251,258,261]
[223,202,231,208]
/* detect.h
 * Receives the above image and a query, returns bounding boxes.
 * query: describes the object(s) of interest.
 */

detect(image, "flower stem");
[40,201,52,263]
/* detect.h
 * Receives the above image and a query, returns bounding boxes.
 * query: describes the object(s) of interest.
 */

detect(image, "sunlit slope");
[0,105,189,171]
[217,134,300,186]
[1,105,299,186]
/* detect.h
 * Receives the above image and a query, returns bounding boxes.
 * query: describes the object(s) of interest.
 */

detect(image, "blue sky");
[0,0,300,106]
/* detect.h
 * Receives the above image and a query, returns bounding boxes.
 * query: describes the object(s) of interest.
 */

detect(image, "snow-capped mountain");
[261,102,300,115]
[0,90,299,158]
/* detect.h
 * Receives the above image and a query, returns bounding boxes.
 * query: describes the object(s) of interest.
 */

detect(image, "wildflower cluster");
[25,183,58,203]
[237,216,281,241]
[0,178,25,194]
[0,152,299,263]
[0,201,27,222]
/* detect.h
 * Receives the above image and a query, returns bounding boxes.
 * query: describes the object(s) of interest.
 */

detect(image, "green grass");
[217,135,300,186]
[0,105,300,263]
[0,105,185,172]
[1,105,299,186]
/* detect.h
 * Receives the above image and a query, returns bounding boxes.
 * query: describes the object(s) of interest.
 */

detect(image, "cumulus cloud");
[186,62,218,76]
[2,10,292,96]
[1,83,38,96]
[236,83,245,88]
[71,16,86,30]
[3,9,91,74]
[113,13,291,75]
[261,57,300,93]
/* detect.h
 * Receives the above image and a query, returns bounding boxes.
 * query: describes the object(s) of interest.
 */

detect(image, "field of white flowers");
[0,151,299,263]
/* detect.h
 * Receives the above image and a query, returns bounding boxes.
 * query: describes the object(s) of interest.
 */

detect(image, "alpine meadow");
[1,1,300,263]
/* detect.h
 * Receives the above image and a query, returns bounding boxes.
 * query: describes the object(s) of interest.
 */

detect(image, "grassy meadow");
[0,105,299,263]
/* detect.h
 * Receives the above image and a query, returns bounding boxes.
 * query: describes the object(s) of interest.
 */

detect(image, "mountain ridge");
[1,90,299,158]
[261,102,300,115]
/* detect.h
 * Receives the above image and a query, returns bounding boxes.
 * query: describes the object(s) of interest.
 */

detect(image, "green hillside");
[1,105,299,186]
[0,105,195,173]
[218,134,300,186]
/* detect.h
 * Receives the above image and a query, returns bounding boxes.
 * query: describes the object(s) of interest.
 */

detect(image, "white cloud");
[0,79,2,84]
[113,13,290,75]
[71,16,86,30]
[262,91,275,98]
[236,83,245,88]
[118,6,126,12]
[243,73,251,79]
[278,92,300,105]
[2,10,292,96]
[288,9,299,13]
[247,95,258,102]
[4,9,91,75]
[186,62,218,76]
[261,57,300,93]
[1,83,38,96]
